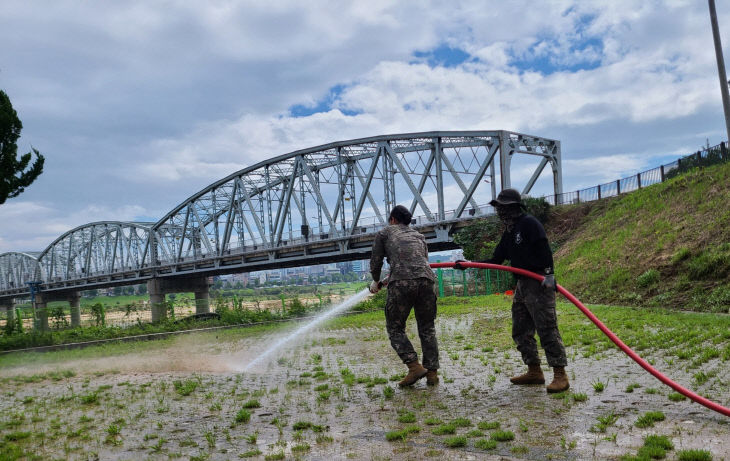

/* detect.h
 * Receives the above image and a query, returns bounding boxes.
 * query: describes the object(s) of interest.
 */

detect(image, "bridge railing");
[544,141,728,206]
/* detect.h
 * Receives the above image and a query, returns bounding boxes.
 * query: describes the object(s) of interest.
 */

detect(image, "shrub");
[637,269,660,288]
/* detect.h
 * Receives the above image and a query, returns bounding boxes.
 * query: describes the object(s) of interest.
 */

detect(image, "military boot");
[426,369,439,386]
[509,364,545,385]
[546,367,570,393]
[398,361,428,387]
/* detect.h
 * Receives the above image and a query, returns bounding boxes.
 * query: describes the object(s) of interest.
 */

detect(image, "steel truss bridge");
[0,131,561,301]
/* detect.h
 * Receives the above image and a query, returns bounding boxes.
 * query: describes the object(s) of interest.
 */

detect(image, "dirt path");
[0,310,727,460]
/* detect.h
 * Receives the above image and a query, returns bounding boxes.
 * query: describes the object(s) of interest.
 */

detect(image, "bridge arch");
[37,221,154,283]
[153,130,561,264]
[0,252,41,292]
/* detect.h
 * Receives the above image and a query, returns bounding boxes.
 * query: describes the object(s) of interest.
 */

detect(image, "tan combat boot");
[509,364,545,385]
[546,367,570,393]
[398,361,428,387]
[426,369,439,386]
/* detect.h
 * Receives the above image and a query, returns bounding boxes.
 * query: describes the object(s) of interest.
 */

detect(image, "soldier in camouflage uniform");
[370,205,439,387]
[456,189,569,393]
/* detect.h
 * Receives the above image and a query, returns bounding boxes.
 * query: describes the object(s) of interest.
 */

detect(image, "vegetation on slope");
[553,161,730,312]
[456,161,730,312]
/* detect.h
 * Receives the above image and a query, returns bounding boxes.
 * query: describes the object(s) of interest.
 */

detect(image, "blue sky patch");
[510,36,603,74]
[412,44,471,68]
[288,84,361,117]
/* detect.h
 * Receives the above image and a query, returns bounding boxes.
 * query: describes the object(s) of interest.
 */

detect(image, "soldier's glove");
[369,281,381,294]
[541,274,556,291]
[453,260,467,270]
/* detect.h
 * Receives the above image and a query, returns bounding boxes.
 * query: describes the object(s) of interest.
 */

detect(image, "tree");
[0,90,44,204]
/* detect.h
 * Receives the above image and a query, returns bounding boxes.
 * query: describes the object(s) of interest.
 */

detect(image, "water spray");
[240,288,372,372]
[431,262,730,418]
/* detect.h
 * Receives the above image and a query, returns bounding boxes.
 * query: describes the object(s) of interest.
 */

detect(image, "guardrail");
[544,141,729,206]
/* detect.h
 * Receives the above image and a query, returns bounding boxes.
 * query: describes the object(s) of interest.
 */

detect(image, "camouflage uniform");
[371,224,439,370]
[512,278,567,368]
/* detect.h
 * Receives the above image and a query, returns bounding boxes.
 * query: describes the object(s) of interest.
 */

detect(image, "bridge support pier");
[1,299,14,331]
[34,294,49,331]
[148,276,211,322]
[69,292,81,327]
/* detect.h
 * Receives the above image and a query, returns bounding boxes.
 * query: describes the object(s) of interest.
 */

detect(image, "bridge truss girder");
[0,130,561,299]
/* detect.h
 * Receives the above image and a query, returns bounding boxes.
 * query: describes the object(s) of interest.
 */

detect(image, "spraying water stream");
[239,288,372,372]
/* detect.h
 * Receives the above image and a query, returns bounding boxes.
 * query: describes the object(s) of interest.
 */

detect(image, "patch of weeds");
[511,445,529,455]
[590,411,618,433]
[242,399,261,409]
[693,371,709,385]
[179,436,198,448]
[314,383,329,392]
[625,383,641,393]
[79,392,99,405]
[389,373,405,382]
[173,379,199,396]
[291,443,310,453]
[292,421,312,430]
[264,451,285,461]
[443,435,467,448]
[425,417,443,426]
[677,449,713,461]
[316,390,331,401]
[382,386,394,399]
[397,411,416,423]
[466,429,484,438]
[477,421,500,430]
[592,380,606,392]
[431,423,457,435]
[475,438,497,450]
[315,434,334,444]
[668,392,687,402]
[239,448,262,458]
[635,411,665,428]
[572,392,588,402]
[385,429,409,442]
[645,388,658,394]
[491,430,515,442]
[235,409,251,424]
[4,431,31,442]
[451,417,472,427]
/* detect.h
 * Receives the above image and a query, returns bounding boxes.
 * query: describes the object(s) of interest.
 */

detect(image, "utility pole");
[709,0,730,142]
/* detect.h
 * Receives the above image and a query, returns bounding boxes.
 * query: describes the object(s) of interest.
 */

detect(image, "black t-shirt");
[483,214,554,275]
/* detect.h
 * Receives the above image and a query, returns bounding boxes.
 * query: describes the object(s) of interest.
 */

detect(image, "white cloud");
[0,201,149,253]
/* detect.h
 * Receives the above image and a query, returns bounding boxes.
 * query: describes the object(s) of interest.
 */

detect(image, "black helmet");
[489,188,523,207]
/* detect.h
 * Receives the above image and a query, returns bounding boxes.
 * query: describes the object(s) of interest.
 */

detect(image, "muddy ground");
[0,302,728,460]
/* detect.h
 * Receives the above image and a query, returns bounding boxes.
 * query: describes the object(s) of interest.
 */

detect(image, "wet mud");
[0,309,728,460]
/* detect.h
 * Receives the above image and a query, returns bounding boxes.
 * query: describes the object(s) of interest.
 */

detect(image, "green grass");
[548,161,730,311]
[443,435,467,448]
[474,438,497,450]
[677,449,713,461]
[635,411,665,428]
[491,430,515,442]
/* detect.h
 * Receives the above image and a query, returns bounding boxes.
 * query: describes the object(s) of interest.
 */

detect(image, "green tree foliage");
[0,90,44,204]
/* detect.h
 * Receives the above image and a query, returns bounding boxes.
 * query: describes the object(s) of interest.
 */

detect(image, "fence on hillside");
[545,141,729,205]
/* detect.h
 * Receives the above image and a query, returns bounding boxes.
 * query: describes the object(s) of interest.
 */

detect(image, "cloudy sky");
[1,0,728,253]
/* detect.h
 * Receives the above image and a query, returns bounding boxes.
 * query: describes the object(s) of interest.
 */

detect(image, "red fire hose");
[430,261,730,418]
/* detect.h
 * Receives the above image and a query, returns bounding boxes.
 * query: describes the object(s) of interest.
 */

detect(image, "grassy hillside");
[552,161,730,312]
